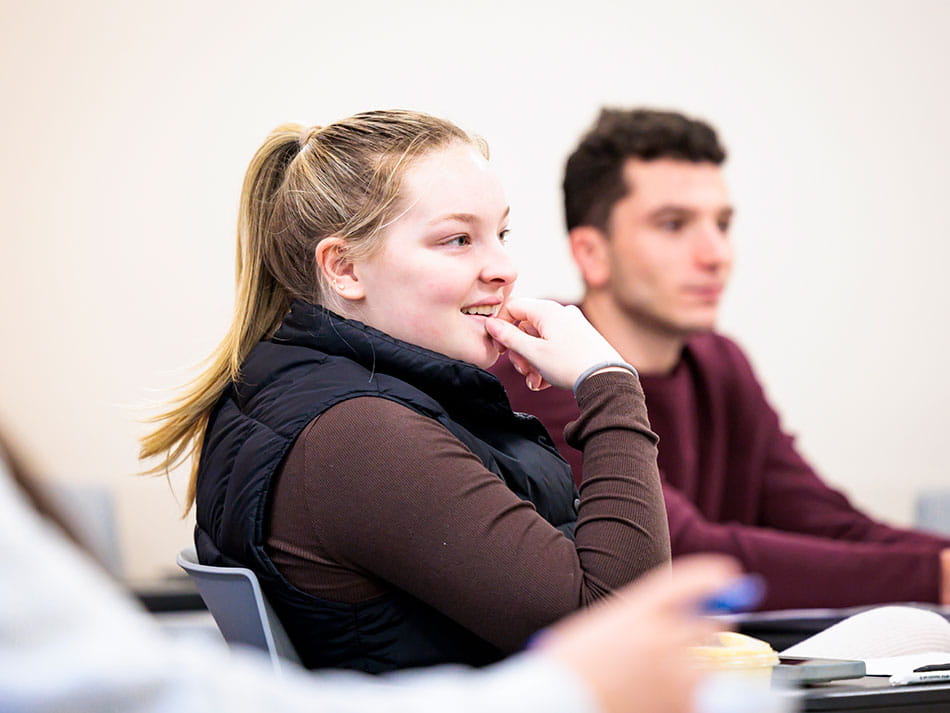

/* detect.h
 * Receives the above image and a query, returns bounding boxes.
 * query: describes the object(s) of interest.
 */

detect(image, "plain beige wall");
[2,0,948,580]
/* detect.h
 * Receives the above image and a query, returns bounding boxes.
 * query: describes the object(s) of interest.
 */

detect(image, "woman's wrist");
[573,361,638,394]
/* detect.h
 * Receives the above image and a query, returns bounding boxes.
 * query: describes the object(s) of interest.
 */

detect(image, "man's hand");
[941,549,950,605]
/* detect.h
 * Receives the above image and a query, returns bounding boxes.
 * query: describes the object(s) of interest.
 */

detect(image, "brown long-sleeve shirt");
[266,371,670,652]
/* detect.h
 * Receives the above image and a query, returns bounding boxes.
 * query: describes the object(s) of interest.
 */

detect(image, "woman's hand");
[486,298,626,391]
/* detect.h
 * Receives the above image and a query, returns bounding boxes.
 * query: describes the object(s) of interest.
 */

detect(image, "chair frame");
[915,489,950,536]
[176,547,301,674]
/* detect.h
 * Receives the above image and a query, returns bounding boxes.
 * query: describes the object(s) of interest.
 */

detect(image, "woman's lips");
[460,302,503,317]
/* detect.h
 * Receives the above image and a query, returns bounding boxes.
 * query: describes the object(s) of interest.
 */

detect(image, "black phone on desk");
[773,656,867,685]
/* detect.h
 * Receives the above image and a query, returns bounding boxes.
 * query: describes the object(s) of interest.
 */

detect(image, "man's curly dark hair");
[563,109,726,232]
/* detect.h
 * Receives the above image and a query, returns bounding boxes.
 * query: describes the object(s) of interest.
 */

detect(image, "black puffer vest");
[195,301,578,673]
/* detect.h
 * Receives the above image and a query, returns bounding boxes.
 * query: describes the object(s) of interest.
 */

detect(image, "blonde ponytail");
[139,127,301,511]
[140,111,483,513]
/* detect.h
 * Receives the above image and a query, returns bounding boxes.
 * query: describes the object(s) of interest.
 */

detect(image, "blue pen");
[699,574,766,614]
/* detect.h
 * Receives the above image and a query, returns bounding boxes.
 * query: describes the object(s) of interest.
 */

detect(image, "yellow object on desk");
[690,631,780,683]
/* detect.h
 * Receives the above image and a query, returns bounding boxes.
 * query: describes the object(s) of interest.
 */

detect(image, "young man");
[492,108,950,610]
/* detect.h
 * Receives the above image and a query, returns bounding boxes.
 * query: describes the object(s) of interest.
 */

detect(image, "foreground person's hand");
[486,298,626,391]
[537,556,741,713]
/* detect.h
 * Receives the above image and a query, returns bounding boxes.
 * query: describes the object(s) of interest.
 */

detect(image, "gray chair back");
[176,547,301,674]
[914,489,950,536]
[49,482,123,576]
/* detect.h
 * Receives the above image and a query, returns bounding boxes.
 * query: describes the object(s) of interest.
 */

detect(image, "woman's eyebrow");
[428,213,479,226]
[427,206,511,226]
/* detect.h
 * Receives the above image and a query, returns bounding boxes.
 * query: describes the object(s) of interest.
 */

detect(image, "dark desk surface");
[126,574,206,613]
[795,676,950,712]
[727,606,950,710]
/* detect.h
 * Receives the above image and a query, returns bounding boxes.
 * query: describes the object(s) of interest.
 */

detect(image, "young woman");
[141,110,671,673]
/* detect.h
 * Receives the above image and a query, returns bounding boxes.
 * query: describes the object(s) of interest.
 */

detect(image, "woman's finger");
[499,297,559,337]
[485,316,544,360]
[490,297,626,390]
[508,351,550,392]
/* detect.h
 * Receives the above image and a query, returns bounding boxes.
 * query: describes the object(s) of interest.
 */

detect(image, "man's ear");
[569,226,611,289]
[315,238,366,301]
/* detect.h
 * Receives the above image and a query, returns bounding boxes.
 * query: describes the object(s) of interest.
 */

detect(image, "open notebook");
[781,606,950,676]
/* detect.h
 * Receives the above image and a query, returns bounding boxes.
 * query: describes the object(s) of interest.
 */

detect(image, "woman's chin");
[443,334,506,370]
[479,353,500,370]
[455,346,499,371]
[474,342,506,370]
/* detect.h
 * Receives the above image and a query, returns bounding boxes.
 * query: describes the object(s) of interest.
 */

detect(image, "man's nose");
[694,225,731,268]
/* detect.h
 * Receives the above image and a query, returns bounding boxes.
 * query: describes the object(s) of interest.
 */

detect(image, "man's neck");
[580,292,687,375]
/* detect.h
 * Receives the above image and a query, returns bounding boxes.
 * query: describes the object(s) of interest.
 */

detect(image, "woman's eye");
[444,234,471,247]
[499,229,511,244]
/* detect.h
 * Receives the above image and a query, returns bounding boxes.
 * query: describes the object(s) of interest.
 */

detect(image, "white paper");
[780,605,950,675]
[863,651,950,676]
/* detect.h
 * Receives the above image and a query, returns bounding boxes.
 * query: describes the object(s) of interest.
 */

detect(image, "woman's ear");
[315,238,366,301]
[569,226,611,289]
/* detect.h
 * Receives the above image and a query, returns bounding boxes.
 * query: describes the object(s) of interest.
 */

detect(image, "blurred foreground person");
[0,433,792,713]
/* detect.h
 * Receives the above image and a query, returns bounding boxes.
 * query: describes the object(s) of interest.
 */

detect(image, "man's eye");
[660,219,684,232]
[718,220,731,234]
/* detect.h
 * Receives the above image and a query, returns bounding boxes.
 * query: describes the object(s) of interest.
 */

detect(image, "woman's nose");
[480,241,518,285]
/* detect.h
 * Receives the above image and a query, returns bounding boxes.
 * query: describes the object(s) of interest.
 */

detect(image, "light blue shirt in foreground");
[0,464,793,713]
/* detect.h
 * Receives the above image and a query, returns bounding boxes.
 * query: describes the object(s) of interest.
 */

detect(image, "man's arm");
[674,337,950,607]
[731,343,950,550]
[663,483,946,609]
[495,343,950,608]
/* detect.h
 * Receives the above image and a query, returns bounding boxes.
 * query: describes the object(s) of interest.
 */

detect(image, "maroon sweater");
[493,332,950,610]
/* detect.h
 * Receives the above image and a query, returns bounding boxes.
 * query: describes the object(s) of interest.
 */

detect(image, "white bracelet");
[573,361,639,394]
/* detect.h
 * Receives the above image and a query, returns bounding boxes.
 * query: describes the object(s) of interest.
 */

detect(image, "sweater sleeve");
[269,371,668,652]
[728,336,950,543]
[665,337,950,609]
[754,389,950,549]
[664,484,946,609]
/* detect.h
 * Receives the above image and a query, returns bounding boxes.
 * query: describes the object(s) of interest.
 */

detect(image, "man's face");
[599,158,733,336]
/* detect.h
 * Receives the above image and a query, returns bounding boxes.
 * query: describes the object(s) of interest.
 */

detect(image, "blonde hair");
[140,110,486,512]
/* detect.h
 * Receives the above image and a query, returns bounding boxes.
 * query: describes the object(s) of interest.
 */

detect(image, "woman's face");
[350,142,517,368]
